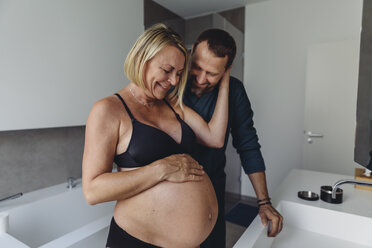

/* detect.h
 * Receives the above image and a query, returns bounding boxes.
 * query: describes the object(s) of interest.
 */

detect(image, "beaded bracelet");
[257,197,271,204]
[258,201,272,207]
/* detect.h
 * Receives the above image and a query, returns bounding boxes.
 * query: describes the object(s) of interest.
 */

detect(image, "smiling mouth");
[157,82,170,91]
[193,80,208,88]
[190,76,208,87]
[196,82,207,86]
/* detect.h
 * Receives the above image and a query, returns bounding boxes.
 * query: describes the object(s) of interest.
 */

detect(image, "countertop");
[234,168,372,247]
[271,169,372,218]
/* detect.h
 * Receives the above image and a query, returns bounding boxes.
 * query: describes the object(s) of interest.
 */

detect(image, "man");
[183,29,283,248]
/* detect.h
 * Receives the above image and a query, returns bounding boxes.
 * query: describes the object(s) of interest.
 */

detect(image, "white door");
[303,39,360,176]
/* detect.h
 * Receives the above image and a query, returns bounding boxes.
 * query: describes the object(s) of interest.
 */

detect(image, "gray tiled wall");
[144,0,185,39]
[0,126,84,199]
[184,15,213,46]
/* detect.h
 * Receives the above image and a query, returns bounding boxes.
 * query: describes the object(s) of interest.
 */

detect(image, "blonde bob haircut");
[124,23,188,108]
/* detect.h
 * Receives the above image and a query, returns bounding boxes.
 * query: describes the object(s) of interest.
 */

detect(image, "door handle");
[307,131,323,138]
[306,131,323,144]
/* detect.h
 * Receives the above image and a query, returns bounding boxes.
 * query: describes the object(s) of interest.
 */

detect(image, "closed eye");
[192,63,201,70]
[208,72,219,77]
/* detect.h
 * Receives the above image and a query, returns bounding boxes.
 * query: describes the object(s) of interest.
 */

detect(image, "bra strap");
[114,93,135,120]
[163,99,179,115]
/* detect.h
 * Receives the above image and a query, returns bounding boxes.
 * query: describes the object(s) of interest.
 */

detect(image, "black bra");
[114,93,196,168]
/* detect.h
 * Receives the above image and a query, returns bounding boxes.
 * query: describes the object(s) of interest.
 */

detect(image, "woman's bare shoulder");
[86,94,128,132]
[90,95,121,118]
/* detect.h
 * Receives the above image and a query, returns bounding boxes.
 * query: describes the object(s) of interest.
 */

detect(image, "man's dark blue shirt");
[183,76,266,180]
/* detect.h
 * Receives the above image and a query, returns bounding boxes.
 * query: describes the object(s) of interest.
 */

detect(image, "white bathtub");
[0,179,115,248]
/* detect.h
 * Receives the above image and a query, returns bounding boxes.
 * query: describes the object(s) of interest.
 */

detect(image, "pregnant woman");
[82,24,230,248]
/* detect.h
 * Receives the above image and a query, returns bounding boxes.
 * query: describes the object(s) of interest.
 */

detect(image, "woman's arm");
[182,68,230,148]
[82,98,160,205]
[82,98,204,205]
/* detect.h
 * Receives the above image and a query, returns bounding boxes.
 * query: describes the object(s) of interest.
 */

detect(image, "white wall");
[0,0,144,131]
[242,0,363,197]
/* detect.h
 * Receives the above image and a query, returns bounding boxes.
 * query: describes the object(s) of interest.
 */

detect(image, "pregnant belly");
[114,174,218,248]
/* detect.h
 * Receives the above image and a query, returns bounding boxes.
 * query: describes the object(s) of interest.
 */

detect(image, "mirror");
[355,0,372,170]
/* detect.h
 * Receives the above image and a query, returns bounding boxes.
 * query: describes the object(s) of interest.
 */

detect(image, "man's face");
[189,41,228,96]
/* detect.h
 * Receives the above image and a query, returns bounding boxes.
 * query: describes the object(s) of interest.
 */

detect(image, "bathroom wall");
[184,15,213,47]
[0,0,144,131]
[242,0,363,196]
[144,0,185,38]
[219,8,244,33]
[0,126,84,199]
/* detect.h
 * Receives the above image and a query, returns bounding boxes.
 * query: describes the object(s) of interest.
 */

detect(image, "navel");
[208,212,212,220]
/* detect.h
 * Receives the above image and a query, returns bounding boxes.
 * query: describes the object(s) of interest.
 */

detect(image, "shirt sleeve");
[230,78,266,174]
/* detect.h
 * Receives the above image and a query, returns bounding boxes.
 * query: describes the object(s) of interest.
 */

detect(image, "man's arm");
[229,78,265,174]
[248,171,283,237]
[229,78,282,236]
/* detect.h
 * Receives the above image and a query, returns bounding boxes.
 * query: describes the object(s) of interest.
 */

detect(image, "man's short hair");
[192,29,236,69]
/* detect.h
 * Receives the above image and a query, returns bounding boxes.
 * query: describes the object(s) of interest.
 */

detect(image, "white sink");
[234,200,372,248]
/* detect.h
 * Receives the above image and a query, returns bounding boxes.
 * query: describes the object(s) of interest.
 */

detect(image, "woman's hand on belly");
[157,153,205,182]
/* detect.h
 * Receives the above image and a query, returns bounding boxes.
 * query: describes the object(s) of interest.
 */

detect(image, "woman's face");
[143,45,185,100]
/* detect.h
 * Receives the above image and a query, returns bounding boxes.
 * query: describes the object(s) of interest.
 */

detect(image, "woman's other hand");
[219,66,231,90]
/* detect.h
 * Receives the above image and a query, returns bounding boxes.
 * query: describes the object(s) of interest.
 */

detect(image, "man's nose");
[196,71,207,84]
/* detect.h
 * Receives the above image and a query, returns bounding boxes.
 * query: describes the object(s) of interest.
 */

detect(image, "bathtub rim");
[0,179,82,212]
[39,214,112,248]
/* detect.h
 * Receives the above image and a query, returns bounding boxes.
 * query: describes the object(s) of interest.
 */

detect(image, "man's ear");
[226,64,233,71]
